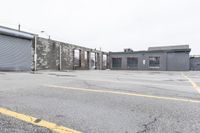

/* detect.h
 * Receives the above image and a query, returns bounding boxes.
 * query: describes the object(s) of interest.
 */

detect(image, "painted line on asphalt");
[182,73,200,95]
[45,84,200,104]
[0,107,81,133]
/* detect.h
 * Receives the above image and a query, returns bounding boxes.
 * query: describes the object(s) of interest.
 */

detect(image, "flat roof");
[110,48,191,55]
[148,45,189,51]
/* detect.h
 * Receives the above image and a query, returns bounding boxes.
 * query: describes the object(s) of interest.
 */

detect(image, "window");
[103,55,107,67]
[74,49,80,67]
[127,57,138,68]
[112,58,122,68]
[91,52,96,69]
[84,51,87,60]
[149,56,160,68]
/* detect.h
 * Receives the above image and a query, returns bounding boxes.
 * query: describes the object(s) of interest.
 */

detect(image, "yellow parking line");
[45,84,200,104]
[182,73,200,95]
[0,107,81,133]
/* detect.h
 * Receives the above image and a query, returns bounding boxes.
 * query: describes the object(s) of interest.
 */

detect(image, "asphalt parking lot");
[0,70,200,133]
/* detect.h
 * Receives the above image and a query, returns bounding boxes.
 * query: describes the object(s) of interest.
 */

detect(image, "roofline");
[148,45,190,51]
[0,25,37,40]
[190,55,200,58]
[38,37,108,54]
[110,49,191,55]
[0,25,37,36]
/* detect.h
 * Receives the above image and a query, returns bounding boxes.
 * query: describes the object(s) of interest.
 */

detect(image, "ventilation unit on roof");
[124,48,133,53]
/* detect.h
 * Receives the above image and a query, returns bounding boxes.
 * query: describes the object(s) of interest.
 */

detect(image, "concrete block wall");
[36,38,60,70]
[35,37,107,71]
[61,43,74,70]
[80,50,86,69]
[96,53,100,70]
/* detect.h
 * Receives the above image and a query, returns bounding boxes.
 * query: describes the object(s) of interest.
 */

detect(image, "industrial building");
[109,45,191,71]
[0,25,200,71]
[0,26,108,71]
[35,37,108,71]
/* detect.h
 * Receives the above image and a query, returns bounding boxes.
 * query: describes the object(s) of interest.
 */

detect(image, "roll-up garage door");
[0,34,32,71]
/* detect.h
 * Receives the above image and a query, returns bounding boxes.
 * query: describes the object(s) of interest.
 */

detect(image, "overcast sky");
[0,0,200,54]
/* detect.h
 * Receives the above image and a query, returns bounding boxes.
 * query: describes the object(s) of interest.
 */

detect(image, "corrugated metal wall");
[167,52,190,71]
[190,57,200,70]
[0,34,32,71]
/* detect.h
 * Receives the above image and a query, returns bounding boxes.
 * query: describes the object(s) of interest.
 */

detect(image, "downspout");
[166,52,168,71]
[59,43,62,70]
[34,36,37,71]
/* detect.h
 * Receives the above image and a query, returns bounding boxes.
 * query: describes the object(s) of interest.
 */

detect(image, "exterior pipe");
[59,43,62,70]
[34,36,37,71]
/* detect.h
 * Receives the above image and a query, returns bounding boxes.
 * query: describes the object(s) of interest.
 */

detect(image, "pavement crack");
[83,81,92,88]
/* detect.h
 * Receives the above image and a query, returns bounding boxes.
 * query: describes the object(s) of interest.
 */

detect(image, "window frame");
[112,58,122,68]
[127,57,138,69]
[149,56,160,68]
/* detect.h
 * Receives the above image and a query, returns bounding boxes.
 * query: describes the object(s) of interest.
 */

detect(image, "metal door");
[0,34,32,71]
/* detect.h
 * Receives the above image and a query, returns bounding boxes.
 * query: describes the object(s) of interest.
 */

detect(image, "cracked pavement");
[137,116,160,133]
[0,115,53,133]
[1,70,200,133]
